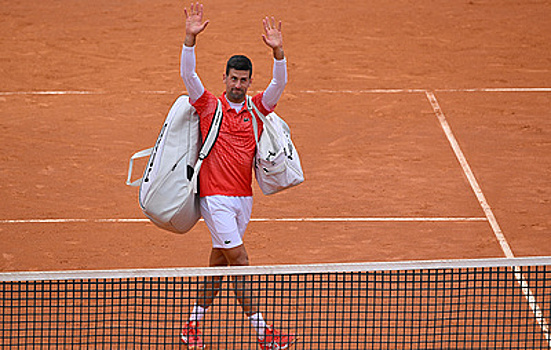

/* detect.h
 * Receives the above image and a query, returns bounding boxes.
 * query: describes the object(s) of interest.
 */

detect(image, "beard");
[227,88,246,102]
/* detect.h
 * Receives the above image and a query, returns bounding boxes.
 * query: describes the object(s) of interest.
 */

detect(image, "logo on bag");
[284,143,294,160]
[143,122,168,183]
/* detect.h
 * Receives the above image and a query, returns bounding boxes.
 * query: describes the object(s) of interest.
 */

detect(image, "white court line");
[436,87,551,93]
[298,88,428,94]
[1,87,551,96]
[0,90,102,96]
[425,91,550,346]
[425,91,514,258]
[514,266,551,345]
[299,87,551,94]
[0,217,487,224]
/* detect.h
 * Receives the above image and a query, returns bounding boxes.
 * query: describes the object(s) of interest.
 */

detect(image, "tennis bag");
[247,97,304,195]
[126,95,222,233]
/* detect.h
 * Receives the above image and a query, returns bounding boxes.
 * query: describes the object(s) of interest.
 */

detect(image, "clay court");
[1,0,550,273]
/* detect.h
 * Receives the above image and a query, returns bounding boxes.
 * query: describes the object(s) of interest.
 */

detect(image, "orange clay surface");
[1,0,550,272]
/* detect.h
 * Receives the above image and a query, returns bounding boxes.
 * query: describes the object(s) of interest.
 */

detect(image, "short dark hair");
[226,55,253,78]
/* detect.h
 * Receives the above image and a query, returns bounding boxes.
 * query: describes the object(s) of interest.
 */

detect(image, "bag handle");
[126,148,153,187]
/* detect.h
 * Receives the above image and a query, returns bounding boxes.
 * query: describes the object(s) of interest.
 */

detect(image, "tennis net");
[1,257,550,349]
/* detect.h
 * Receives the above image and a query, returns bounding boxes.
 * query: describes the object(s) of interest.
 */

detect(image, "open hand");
[262,17,284,59]
[262,17,283,50]
[184,2,209,37]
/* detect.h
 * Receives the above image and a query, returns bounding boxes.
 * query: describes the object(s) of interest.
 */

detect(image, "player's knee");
[229,253,249,266]
[224,245,249,266]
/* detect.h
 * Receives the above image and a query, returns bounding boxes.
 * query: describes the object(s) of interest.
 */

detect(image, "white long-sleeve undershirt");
[180,45,287,111]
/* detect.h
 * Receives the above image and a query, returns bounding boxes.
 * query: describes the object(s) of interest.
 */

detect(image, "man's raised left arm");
[261,16,287,111]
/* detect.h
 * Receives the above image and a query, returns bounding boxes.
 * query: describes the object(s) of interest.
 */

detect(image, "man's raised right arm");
[180,3,209,103]
[180,45,204,103]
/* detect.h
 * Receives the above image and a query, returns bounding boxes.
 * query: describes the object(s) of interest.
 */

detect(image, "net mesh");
[1,257,550,349]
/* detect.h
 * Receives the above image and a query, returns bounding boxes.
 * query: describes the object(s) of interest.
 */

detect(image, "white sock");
[189,304,206,323]
[249,313,267,339]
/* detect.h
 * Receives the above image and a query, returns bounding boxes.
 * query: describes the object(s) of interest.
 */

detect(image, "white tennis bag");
[126,95,222,233]
[247,97,304,195]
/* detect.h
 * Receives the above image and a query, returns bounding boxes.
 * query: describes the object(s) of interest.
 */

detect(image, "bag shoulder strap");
[198,99,223,160]
[190,98,223,193]
[248,97,259,145]
[247,96,282,152]
[247,96,271,146]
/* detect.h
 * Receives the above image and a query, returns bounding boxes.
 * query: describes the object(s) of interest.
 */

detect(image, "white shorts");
[200,195,253,249]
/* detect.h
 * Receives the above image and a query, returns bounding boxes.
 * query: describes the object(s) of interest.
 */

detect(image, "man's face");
[223,69,252,103]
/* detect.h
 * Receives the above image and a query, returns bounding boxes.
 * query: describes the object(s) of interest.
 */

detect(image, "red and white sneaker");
[258,325,297,350]
[180,321,204,349]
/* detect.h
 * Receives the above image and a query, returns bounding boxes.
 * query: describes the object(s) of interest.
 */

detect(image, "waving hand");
[262,17,284,60]
[184,2,210,47]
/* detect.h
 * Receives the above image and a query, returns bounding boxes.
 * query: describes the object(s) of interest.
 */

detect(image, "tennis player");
[179,3,295,349]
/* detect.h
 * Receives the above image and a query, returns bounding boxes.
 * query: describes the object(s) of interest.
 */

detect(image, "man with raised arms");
[179,3,295,349]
